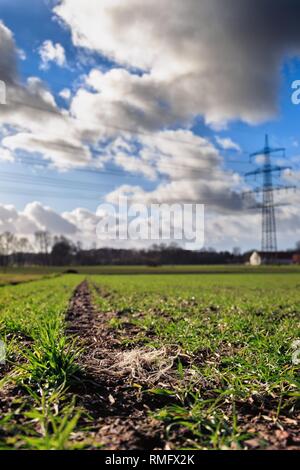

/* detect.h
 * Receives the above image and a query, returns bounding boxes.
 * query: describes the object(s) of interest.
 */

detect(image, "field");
[0,269,299,450]
[0,273,53,287]
[2,264,300,275]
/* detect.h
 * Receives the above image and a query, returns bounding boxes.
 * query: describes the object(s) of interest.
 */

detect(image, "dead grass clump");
[105,347,199,386]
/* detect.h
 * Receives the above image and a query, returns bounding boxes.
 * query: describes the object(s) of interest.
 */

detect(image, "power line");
[4,153,247,181]
[0,170,248,205]
[1,161,297,207]
[0,186,104,201]
[0,184,247,205]
[7,97,210,149]
[0,170,119,192]
[7,97,250,156]
[0,168,248,204]
[1,98,255,182]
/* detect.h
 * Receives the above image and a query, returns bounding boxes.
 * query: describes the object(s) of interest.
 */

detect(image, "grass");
[0,269,299,449]
[2,264,300,277]
[90,272,300,449]
[0,273,53,286]
[20,390,83,450]
[0,276,79,336]
[0,275,85,449]
[19,321,81,388]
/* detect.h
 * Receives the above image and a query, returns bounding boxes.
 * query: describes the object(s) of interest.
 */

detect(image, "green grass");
[0,273,53,286]
[0,276,80,336]
[2,264,300,277]
[90,272,300,449]
[1,269,299,449]
[0,275,85,449]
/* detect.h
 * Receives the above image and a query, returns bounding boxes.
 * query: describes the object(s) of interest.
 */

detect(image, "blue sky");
[0,0,300,250]
[0,0,161,212]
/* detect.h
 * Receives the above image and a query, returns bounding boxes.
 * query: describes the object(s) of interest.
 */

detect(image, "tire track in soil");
[66,281,167,450]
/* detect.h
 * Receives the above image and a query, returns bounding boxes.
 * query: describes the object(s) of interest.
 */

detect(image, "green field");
[0,270,299,449]
[2,264,300,276]
[0,274,59,287]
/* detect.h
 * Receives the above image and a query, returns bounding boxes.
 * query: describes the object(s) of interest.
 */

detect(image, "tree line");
[0,231,79,267]
[0,230,246,267]
[1,231,299,267]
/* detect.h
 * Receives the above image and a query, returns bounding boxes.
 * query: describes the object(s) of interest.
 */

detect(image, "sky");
[0,0,300,251]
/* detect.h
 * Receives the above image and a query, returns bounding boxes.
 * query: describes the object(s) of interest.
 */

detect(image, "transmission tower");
[244,135,295,258]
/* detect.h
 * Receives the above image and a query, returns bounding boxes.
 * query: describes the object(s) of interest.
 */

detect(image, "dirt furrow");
[66,281,167,450]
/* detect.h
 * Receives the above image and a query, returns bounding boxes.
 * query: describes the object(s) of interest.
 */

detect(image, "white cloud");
[215,137,241,152]
[2,131,93,170]
[0,202,76,238]
[54,0,300,127]
[17,48,26,61]
[0,22,95,170]
[59,88,71,101]
[0,9,299,251]
[24,202,77,234]
[0,20,18,85]
[103,130,244,213]
[38,40,66,69]
[0,197,299,251]
[0,147,14,162]
[0,202,97,248]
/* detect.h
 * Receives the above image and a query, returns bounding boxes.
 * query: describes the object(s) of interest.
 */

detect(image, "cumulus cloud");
[0,4,299,250]
[24,202,77,234]
[103,130,244,213]
[0,202,77,236]
[0,202,100,249]
[38,40,66,69]
[215,137,241,153]
[17,48,26,61]
[0,20,18,85]
[0,147,14,162]
[59,88,71,101]
[0,21,95,169]
[0,197,299,251]
[2,132,93,169]
[54,0,300,127]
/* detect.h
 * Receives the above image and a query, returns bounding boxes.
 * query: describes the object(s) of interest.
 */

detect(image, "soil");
[66,281,168,450]
[1,280,298,450]
[65,281,300,450]
[67,282,300,450]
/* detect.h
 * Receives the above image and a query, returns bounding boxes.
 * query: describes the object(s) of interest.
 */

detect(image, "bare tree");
[17,237,32,253]
[35,231,52,265]
[11,237,25,266]
[0,232,15,269]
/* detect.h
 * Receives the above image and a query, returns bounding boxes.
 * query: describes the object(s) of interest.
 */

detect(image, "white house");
[249,251,262,266]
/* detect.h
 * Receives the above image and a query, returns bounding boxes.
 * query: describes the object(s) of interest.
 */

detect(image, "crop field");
[0,273,51,287]
[0,271,299,450]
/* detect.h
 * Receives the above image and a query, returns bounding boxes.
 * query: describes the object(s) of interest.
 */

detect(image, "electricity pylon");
[244,135,295,258]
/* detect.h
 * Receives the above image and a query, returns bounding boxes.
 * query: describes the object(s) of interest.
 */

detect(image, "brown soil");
[66,281,168,450]
[66,281,300,451]
[0,281,299,450]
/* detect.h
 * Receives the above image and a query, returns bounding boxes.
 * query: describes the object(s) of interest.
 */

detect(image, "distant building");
[249,251,262,266]
[273,253,294,265]
[292,254,300,264]
[248,251,298,265]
